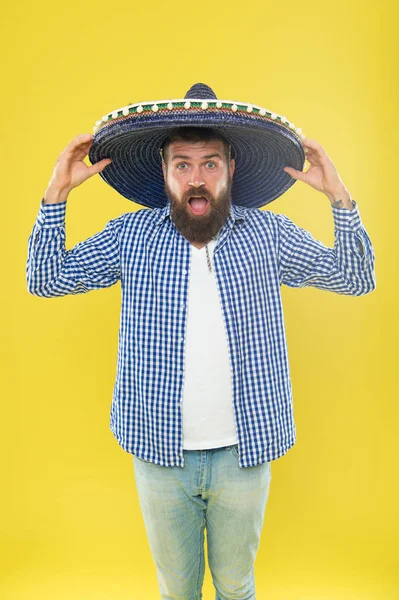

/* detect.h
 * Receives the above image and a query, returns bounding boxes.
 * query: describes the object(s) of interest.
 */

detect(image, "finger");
[302,138,326,158]
[302,137,320,148]
[60,135,94,165]
[87,158,112,177]
[283,166,307,182]
[302,145,325,164]
[64,134,94,156]
[302,137,323,150]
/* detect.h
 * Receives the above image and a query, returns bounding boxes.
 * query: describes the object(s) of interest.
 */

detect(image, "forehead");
[167,139,226,159]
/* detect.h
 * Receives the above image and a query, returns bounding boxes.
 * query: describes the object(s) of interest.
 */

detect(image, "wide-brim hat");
[88,82,305,209]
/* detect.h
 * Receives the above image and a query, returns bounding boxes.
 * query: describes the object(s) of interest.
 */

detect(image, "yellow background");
[2,0,397,598]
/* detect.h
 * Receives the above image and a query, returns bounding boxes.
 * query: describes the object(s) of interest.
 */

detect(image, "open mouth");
[188,197,209,215]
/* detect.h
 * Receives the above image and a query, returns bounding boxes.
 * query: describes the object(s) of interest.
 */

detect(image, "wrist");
[43,184,70,205]
[326,186,353,210]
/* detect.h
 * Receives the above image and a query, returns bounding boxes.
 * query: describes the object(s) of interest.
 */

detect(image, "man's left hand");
[283,137,354,210]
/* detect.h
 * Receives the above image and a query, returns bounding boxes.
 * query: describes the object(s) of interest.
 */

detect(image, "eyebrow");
[171,153,224,161]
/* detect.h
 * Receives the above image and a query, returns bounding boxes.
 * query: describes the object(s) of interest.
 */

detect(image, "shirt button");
[180,337,184,342]
[182,269,187,275]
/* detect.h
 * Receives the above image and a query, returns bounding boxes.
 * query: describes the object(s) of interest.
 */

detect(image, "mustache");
[184,187,212,202]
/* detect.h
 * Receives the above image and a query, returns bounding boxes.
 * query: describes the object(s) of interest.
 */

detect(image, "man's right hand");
[43,134,112,204]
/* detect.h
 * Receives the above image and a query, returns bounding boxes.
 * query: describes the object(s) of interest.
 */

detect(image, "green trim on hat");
[94,98,304,139]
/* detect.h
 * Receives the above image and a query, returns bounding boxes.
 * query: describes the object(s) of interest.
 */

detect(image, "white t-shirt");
[181,238,239,449]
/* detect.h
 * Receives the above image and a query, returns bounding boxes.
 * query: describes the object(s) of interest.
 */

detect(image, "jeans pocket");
[229,444,239,458]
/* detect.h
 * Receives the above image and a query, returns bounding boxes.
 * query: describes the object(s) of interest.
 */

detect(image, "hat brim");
[88,107,305,209]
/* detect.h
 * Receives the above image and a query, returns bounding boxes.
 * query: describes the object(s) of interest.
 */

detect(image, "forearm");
[278,200,376,296]
[43,184,71,205]
[331,201,376,295]
[26,200,122,297]
[26,200,77,297]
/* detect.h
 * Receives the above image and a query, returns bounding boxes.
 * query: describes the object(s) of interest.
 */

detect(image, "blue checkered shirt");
[27,198,376,467]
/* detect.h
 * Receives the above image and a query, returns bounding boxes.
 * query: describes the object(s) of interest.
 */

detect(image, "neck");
[190,238,213,249]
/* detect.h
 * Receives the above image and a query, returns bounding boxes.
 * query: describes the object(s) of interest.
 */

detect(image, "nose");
[188,165,205,188]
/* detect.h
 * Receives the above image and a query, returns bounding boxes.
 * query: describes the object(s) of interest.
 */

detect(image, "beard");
[164,176,233,244]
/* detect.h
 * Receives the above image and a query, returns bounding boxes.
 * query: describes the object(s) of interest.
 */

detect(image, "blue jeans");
[133,444,272,600]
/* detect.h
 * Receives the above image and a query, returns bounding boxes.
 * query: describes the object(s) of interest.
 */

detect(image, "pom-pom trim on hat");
[92,98,305,139]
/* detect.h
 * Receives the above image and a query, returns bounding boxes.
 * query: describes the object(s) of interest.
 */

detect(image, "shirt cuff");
[36,198,67,227]
[331,199,364,233]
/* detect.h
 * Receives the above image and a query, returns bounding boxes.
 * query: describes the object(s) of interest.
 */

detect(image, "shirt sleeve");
[276,200,376,296]
[26,199,126,297]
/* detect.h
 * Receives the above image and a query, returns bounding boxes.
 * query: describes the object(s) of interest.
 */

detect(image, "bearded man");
[26,83,376,600]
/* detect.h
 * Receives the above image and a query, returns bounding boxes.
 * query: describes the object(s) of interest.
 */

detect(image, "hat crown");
[184,83,217,100]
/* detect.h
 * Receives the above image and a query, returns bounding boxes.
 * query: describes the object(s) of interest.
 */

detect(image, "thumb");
[283,166,307,182]
[88,158,112,177]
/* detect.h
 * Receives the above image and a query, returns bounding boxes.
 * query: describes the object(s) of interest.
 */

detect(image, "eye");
[176,163,188,170]
[206,161,216,169]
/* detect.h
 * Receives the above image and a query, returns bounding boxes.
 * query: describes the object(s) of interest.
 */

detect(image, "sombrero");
[88,82,305,209]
